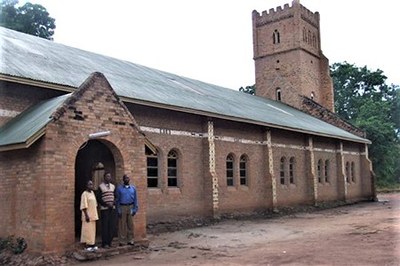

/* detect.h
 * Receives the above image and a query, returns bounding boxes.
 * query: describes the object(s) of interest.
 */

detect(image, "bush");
[0,235,27,254]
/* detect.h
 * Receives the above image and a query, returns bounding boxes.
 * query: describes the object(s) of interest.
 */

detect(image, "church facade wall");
[144,131,207,222]
[0,74,149,253]
[214,124,270,214]
[270,129,310,206]
[121,102,373,224]
[127,103,205,133]
[127,104,209,222]
[313,144,340,202]
[0,79,374,254]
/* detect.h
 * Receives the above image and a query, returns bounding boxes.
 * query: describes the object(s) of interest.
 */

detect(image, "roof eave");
[0,73,75,93]
[0,127,46,152]
[0,76,371,145]
[121,97,371,145]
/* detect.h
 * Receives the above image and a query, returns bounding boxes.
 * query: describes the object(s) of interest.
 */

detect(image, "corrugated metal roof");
[0,94,70,147]
[0,27,369,144]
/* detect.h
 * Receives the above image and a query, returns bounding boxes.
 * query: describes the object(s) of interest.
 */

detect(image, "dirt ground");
[82,193,400,265]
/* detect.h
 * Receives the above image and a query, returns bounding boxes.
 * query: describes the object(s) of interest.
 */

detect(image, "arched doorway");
[74,140,116,238]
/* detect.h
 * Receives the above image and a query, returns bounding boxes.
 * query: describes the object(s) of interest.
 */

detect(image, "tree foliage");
[331,62,400,186]
[239,84,256,95]
[0,0,55,40]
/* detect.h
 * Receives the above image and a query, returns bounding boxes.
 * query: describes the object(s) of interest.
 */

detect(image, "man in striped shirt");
[97,172,116,248]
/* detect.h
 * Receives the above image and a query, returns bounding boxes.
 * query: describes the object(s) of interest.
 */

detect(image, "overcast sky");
[27,0,399,90]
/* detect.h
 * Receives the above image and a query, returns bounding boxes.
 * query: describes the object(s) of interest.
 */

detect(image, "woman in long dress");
[80,180,99,251]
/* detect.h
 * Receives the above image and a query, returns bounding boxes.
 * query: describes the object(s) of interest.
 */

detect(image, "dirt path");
[82,193,400,265]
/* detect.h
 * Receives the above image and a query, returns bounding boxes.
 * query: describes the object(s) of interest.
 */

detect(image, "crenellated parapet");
[252,3,293,27]
[253,1,319,28]
[299,4,319,28]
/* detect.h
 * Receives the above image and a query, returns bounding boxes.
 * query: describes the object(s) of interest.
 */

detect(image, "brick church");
[0,1,374,254]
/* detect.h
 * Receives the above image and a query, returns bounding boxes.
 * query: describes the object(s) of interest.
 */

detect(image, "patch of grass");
[376,183,400,193]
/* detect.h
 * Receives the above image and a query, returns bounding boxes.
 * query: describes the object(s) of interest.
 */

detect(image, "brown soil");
[80,193,400,265]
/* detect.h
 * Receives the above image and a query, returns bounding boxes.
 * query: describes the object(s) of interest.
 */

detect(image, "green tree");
[392,88,400,137]
[0,0,55,40]
[331,62,400,186]
[239,84,256,95]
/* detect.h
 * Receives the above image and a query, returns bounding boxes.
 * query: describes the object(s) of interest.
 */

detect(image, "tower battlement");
[252,1,334,111]
[253,1,319,28]
[299,4,319,27]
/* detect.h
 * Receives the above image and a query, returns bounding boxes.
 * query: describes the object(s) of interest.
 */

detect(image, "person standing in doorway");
[116,174,138,246]
[97,172,116,249]
[80,180,98,251]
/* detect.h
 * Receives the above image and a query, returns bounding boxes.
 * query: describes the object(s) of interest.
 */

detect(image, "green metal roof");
[0,27,369,145]
[0,94,70,149]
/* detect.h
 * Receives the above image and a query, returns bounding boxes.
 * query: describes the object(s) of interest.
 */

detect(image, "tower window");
[311,91,315,100]
[273,29,280,44]
[312,34,317,48]
[276,88,282,101]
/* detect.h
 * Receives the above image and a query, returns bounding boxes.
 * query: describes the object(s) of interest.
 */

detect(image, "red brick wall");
[0,75,374,254]
[0,73,147,253]
[272,129,313,206]
[120,102,374,222]
[252,3,334,111]
[0,81,65,127]
[126,104,208,222]
[313,137,340,202]
[0,139,47,252]
[213,120,271,213]
[342,142,368,201]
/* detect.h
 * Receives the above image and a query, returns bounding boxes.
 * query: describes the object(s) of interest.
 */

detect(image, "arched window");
[289,157,295,184]
[280,157,286,185]
[146,145,159,188]
[276,88,282,101]
[303,27,306,42]
[226,154,234,186]
[351,162,355,182]
[240,155,248,186]
[308,30,311,44]
[311,91,315,100]
[345,162,350,183]
[167,150,178,187]
[317,159,323,183]
[312,34,317,48]
[324,160,329,183]
[273,29,280,44]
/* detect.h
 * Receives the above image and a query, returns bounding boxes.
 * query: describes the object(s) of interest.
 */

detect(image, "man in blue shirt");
[116,174,138,246]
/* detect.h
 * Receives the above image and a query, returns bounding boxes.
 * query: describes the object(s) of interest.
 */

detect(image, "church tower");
[252,0,334,111]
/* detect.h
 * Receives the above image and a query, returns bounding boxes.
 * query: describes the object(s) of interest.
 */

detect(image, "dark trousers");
[100,208,116,246]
